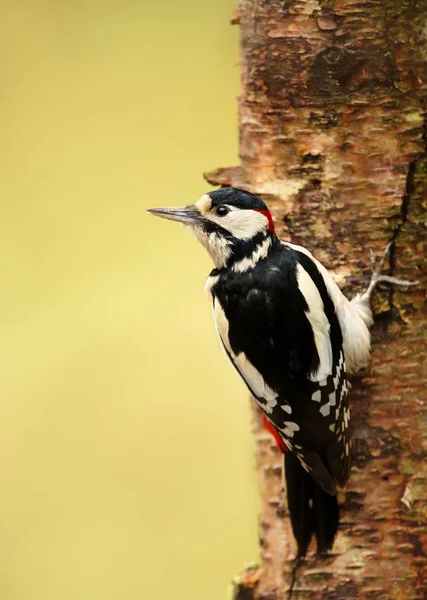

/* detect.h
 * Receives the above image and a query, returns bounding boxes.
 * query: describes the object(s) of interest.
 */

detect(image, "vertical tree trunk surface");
[206,1,426,598]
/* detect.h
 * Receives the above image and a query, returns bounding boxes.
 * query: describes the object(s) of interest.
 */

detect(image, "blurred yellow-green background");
[0,2,259,599]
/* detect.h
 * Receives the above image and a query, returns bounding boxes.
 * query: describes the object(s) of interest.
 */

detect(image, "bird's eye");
[214,205,230,217]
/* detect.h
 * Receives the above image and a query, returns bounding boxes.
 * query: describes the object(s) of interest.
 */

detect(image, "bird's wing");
[211,251,351,492]
[283,241,372,372]
[212,295,282,415]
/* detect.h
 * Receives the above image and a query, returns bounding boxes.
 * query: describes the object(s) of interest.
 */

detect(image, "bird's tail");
[284,452,339,556]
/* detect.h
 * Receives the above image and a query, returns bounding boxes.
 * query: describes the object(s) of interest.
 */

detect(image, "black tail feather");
[284,452,339,556]
[284,451,315,556]
[312,480,339,554]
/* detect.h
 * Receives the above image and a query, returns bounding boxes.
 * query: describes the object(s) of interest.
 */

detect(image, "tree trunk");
[205,1,426,598]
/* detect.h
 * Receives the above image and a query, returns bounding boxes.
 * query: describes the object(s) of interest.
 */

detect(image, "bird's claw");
[361,241,418,302]
[375,274,419,287]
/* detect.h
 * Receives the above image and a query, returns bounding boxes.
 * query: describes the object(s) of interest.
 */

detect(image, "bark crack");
[388,115,427,309]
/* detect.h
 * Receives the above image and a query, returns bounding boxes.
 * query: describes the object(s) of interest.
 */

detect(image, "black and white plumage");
[147,187,404,556]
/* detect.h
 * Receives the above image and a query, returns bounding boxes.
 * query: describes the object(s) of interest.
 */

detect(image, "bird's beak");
[147,205,202,225]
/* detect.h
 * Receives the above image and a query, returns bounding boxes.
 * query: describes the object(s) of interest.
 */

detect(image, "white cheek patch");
[191,202,269,268]
[210,208,268,239]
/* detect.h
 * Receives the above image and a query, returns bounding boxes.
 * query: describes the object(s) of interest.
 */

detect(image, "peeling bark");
[206,1,427,597]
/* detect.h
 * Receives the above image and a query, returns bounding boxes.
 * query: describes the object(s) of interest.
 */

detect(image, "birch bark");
[205,1,426,597]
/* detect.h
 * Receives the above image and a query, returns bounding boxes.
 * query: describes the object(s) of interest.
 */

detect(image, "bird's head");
[147,187,275,269]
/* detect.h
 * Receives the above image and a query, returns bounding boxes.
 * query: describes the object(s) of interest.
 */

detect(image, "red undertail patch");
[260,412,288,452]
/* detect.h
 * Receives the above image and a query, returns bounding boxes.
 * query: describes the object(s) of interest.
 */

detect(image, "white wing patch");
[311,390,321,402]
[279,421,300,437]
[212,297,279,413]
[296,263,333,382]
[283,241,372,372]
[208,205,268,240]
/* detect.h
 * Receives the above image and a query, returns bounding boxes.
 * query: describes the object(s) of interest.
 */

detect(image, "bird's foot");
[360,241,419,303]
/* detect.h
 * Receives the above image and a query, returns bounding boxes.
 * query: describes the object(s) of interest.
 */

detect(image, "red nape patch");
[260,413,288,452]
[254,209,275,234]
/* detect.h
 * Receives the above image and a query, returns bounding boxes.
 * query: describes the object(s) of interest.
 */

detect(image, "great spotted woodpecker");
[148,187,416,556]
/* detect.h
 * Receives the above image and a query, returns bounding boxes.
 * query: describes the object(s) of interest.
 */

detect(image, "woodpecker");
[148,187,416,556]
